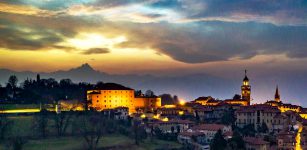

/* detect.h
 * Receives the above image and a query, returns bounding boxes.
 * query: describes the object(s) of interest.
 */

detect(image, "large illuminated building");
[87,83,161,113]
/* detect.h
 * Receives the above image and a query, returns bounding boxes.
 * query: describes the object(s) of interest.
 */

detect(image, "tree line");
[0,75,179,106]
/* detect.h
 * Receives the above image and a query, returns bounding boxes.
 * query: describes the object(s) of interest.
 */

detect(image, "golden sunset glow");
[65,33,127,50]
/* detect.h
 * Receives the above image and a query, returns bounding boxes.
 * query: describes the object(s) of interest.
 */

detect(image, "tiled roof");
[94,83,133,90]
[195,96,213,101]
[236,104,280,113]
[179,131,205,137]
[192,124,226,131]
[244,137,269,145]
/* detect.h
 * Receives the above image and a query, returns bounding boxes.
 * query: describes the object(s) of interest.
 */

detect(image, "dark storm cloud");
[116,21,307,63]
[0,20,64,50]
[149,0,307,25]
[0,12,93,51]
[1,0,307,64]
[82,48,110,55]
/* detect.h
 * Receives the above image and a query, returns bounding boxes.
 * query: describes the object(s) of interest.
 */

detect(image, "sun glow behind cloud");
[65,33,127,50]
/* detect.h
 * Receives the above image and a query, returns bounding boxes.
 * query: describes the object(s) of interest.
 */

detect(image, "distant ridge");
[0,63,233,100]
[1,63,307,105]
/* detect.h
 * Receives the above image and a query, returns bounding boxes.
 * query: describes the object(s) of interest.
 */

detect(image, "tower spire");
[275,85,280,102]
[241,69,251,105]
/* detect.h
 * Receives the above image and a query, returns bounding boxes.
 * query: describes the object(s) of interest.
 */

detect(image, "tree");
[195,111,200,124]
[32,109,49,138]
[8,75,18,88]
[77,111,110,150]
[173,95,179,104]
[132,120,147,145]
[259,122,269,133]
[135,90,143,96]
[60,79,73,87]
[6,136,27,150]
[0,114,13,140]
[221,108,236,125]
[227,130,245,150]
[145,90,154,97]
[7,75,18,100]
[233,94,241,99]
[241,124,256,136]
[95,81,104,89]
[53,111,73,137]
[210,130,227,150]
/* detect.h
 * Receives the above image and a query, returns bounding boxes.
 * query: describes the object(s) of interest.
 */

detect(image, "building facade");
[241,70,251,105]
[87,83,161,113]
[235,104,285,132]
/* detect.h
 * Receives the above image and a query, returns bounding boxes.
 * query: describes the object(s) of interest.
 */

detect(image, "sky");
[1,0,307,104]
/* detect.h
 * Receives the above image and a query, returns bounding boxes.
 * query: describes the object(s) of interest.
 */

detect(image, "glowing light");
[153,114,160,119]
[179,99,186,105]
[178,111,184,115]
[66,33,126,50]
[162,117,169,122]
[296,123,303,150]
[163,105,176,108]
[141,114,146,118]
[0,109,40,113]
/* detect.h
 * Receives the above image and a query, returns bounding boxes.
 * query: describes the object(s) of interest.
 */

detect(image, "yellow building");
[87,83,161,113]
[135,96,161,111]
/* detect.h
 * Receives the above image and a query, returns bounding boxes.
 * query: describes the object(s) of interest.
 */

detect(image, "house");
[178,131,209,150]
[244,137,269,150]
[101,107,129,120]
[277,131,297,150]
[190,124,232,143]
[235,104,282,132]
[147,119,194,133]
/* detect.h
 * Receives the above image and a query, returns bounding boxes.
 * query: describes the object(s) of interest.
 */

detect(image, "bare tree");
[0,105,13,140]
[76,111,108,150]
[0,114,13,140]
[5,136,27,150]
[32,109,49,138]
[8,75,18,88]
[53,111,73,137]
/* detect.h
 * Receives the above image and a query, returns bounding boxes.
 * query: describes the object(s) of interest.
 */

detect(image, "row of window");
[237,118,282,124]
[238,112,276,117]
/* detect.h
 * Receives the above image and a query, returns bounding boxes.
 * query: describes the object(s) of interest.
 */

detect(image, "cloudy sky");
[1,0,307,103]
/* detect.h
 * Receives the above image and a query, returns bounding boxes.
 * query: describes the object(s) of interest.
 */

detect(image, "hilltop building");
[241,70,251,103]
[235,104,283,132]
[87,83,161,113]
[193,70,251,106]
[265,86,302,113]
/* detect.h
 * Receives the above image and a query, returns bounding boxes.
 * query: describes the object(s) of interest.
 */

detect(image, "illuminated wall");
[87,90,135,112]
[87,90,161,113]
[135,97,161,110]
[225,100,249,106]
[278,105,300,113]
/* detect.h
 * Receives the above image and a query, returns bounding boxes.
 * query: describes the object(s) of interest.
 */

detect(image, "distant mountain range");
[0,63,238,101]
[1,63,307,106]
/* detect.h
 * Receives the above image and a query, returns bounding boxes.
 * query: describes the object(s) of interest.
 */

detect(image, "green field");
[0,104,40,110]
[1,116,182,150]
[1,134,181,150]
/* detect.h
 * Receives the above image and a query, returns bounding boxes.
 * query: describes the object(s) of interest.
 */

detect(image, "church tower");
[241,70,251,105]
[275,85,280,102]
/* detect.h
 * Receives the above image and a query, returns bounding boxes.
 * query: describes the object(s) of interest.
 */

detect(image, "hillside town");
[1,71,307,150]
